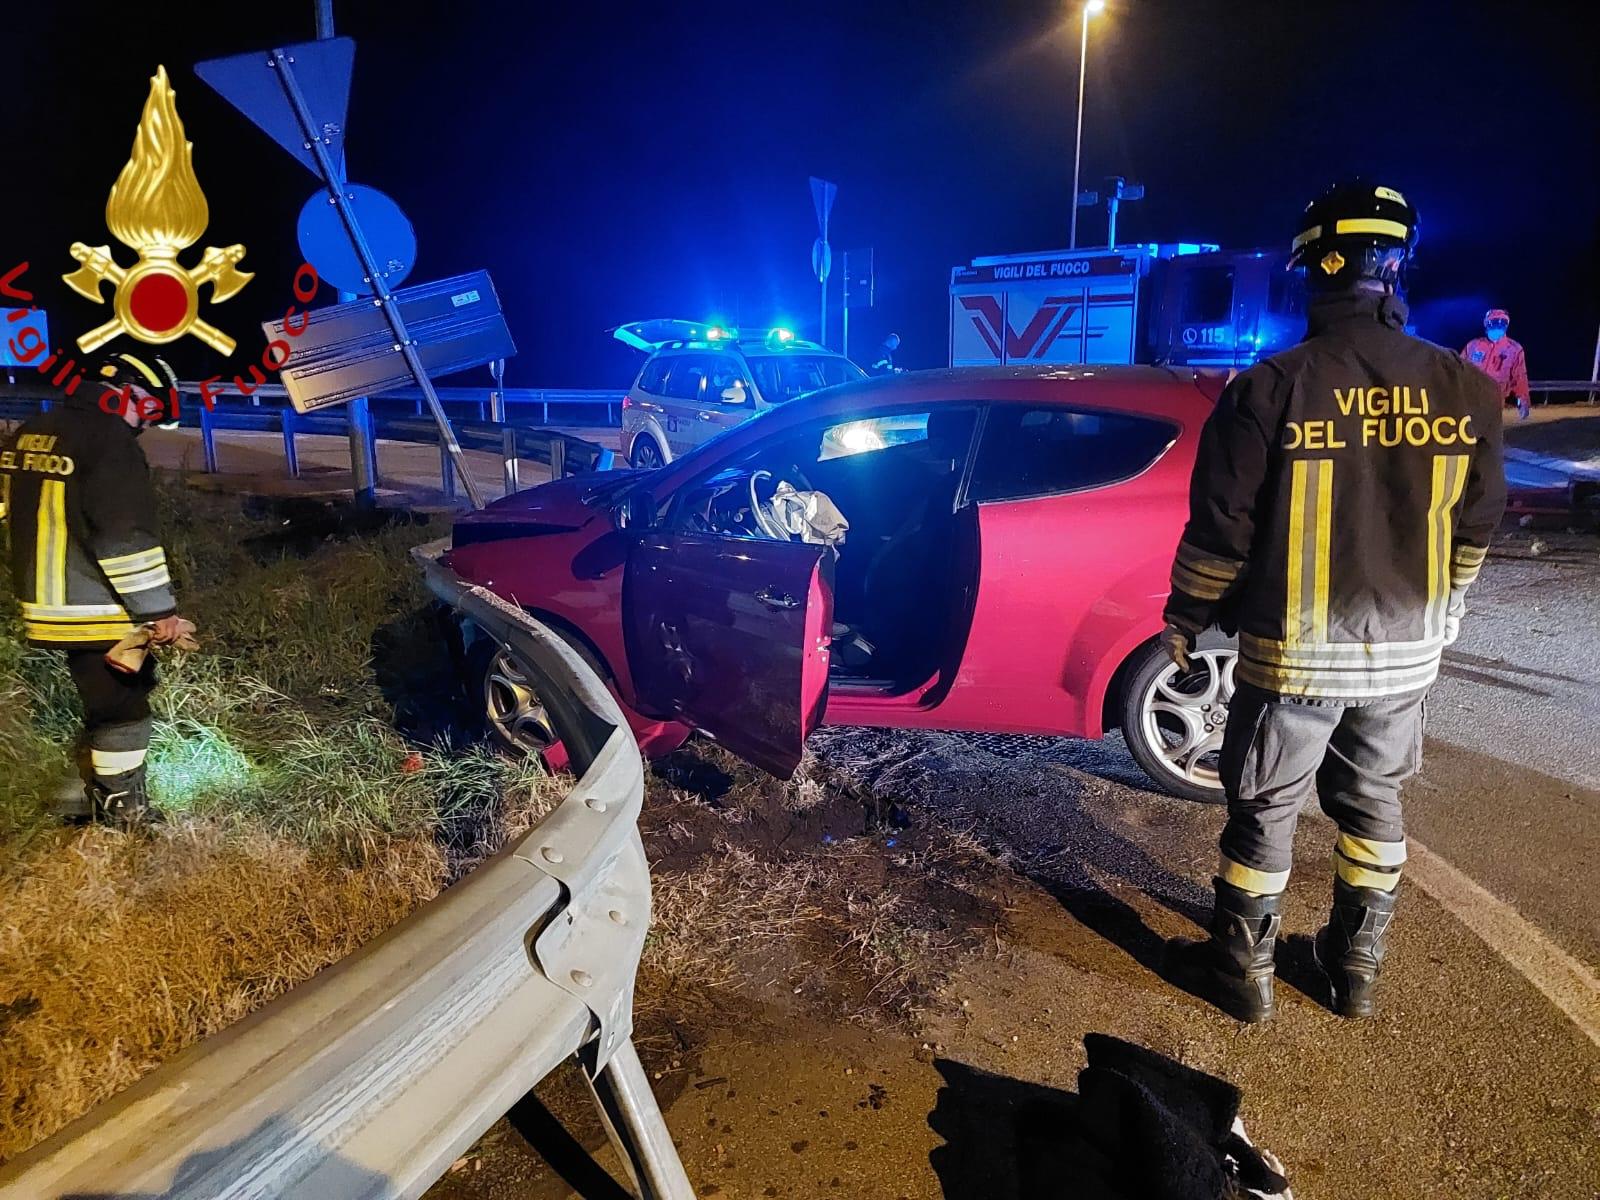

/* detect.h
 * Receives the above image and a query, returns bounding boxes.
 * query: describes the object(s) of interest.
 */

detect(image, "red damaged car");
[442,366,1235,803]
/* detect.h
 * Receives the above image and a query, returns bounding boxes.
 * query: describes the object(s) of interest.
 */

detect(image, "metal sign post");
[810,177,837,350]
[267,50,485,508]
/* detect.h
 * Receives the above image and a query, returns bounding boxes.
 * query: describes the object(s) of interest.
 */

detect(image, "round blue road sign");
[297,184,417,296]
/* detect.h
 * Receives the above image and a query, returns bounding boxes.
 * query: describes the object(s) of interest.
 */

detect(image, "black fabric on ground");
[1076,1034,1288,1200]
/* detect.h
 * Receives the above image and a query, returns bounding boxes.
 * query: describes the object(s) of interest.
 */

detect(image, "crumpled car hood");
[451,470,633,547]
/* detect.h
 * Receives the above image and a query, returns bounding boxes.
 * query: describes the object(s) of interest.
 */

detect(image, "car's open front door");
[624,531,833,778]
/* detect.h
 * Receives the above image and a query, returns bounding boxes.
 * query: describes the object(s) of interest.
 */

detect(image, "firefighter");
[1160,181,1506,1022]
[0,354,193,828]
[869,332,901,376]
[1461,308,1531,420]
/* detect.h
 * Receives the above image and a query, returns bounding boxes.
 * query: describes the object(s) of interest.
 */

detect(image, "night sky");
[9,0,1597,387]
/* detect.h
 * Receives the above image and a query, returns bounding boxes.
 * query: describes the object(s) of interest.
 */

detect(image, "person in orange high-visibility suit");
[1461,308,1530,419]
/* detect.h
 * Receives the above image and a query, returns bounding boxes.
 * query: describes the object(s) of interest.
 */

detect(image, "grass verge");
[0,486,562,1163]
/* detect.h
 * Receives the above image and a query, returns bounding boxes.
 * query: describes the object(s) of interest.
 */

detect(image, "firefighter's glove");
[1160,624,1194,673]
[148,615,198,647]
[105,618,198,675]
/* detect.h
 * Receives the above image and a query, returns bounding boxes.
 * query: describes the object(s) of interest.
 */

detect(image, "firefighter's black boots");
[89,765,154,830]
[1314,878,1400,1018]
[1165,879,1282,1024]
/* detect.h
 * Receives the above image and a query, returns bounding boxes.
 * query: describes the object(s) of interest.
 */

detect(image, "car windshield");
[747,354,863,405]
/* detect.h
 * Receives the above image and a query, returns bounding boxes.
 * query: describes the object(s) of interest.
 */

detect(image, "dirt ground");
[428,527,1600,1200]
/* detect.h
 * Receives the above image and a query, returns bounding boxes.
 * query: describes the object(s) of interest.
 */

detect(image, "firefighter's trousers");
[1216,683,1424,897]
[65,650,157,790]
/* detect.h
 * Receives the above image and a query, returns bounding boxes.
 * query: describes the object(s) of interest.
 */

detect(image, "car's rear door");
[658,354,711,456]
[690,355,754,449]
[623,528,832,778]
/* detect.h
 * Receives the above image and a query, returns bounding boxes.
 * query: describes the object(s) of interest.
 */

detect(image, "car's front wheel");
[1119,640,1237,805]
[467,638,559,760]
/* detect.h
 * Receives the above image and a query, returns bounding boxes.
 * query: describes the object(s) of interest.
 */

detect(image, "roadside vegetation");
[0,483,999,1169]
[0,486,559,1162]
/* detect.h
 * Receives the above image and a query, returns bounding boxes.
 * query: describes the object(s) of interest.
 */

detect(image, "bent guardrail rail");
[0,539,693,1200]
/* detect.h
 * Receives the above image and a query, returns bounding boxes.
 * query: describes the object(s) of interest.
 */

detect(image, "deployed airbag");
[770,483,849,547]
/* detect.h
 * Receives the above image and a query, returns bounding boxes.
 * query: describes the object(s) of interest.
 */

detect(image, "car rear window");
[747,354,863,405]
[969,406,1177,502]
[637,356,671,395]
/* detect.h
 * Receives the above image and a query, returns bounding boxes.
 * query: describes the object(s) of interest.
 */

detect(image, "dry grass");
[0,824,441,1159]
[640,744,997,1026]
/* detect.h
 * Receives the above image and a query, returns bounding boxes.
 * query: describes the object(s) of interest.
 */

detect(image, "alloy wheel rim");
[1138,648,1237,789]
[483,647,557,754]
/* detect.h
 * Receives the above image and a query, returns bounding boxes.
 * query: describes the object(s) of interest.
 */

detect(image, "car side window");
[637,356,672,395]
[969,406,1177,503]
[708,357,748,405]
[663,355,709,402]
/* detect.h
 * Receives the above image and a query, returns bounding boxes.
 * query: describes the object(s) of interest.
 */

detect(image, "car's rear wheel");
[467,638,559,759]
[1120,640,1237,804]
[629,436,664,470]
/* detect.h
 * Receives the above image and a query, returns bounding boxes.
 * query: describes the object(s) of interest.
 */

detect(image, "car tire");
[629,436,664,470]
[466,637,560,761]
[1119,639,1237,805]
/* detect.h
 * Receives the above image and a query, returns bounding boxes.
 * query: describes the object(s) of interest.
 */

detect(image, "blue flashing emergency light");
[768,326,795,345]
[706,325,732,341]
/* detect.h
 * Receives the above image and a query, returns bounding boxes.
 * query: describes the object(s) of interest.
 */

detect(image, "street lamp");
[1069,0,1105,250]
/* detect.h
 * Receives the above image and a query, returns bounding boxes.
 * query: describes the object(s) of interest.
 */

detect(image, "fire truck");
[949,243,1307,370]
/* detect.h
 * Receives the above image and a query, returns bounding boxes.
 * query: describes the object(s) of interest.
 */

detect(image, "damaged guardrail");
[0,540,693,1200]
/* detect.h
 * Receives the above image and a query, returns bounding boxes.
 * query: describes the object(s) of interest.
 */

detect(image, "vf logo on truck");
[61,66,253,356]
[958,294,1082,361]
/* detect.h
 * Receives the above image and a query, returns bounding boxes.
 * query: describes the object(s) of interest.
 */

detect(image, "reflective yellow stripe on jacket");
[1240,452,1477,699]
[98,546,172,596]
[34,480,68,607]
[1425,454,1470,638]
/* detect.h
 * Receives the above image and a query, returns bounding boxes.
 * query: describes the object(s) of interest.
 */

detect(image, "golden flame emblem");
[63,66,251,355]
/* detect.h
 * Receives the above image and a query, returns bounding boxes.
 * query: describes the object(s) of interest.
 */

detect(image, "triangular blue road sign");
[810,176,837,237]
[194,38,354,179]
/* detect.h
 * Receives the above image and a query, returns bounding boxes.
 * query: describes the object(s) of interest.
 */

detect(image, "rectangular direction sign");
[265,270,516,413]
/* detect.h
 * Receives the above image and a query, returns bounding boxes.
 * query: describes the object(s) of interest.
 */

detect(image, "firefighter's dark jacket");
[1164,291,1506,701]
[0,396,176,647]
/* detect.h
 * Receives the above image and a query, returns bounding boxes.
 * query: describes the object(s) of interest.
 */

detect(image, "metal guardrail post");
[503,427,520,495]
[282,408,301,479]
[199,398,219,473]
[440,439,456,500]
[586,1040,698,1200]
[491,359,518,495]
[550,436,566,481]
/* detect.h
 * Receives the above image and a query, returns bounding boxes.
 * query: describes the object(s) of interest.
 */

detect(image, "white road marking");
[1406,838,1600,1048]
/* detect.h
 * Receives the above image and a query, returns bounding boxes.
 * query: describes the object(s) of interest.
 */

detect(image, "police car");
[615,319,865,467]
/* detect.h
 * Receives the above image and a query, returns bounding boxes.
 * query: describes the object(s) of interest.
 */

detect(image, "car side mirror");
[621,486,657,530]
[720,383,749,406]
